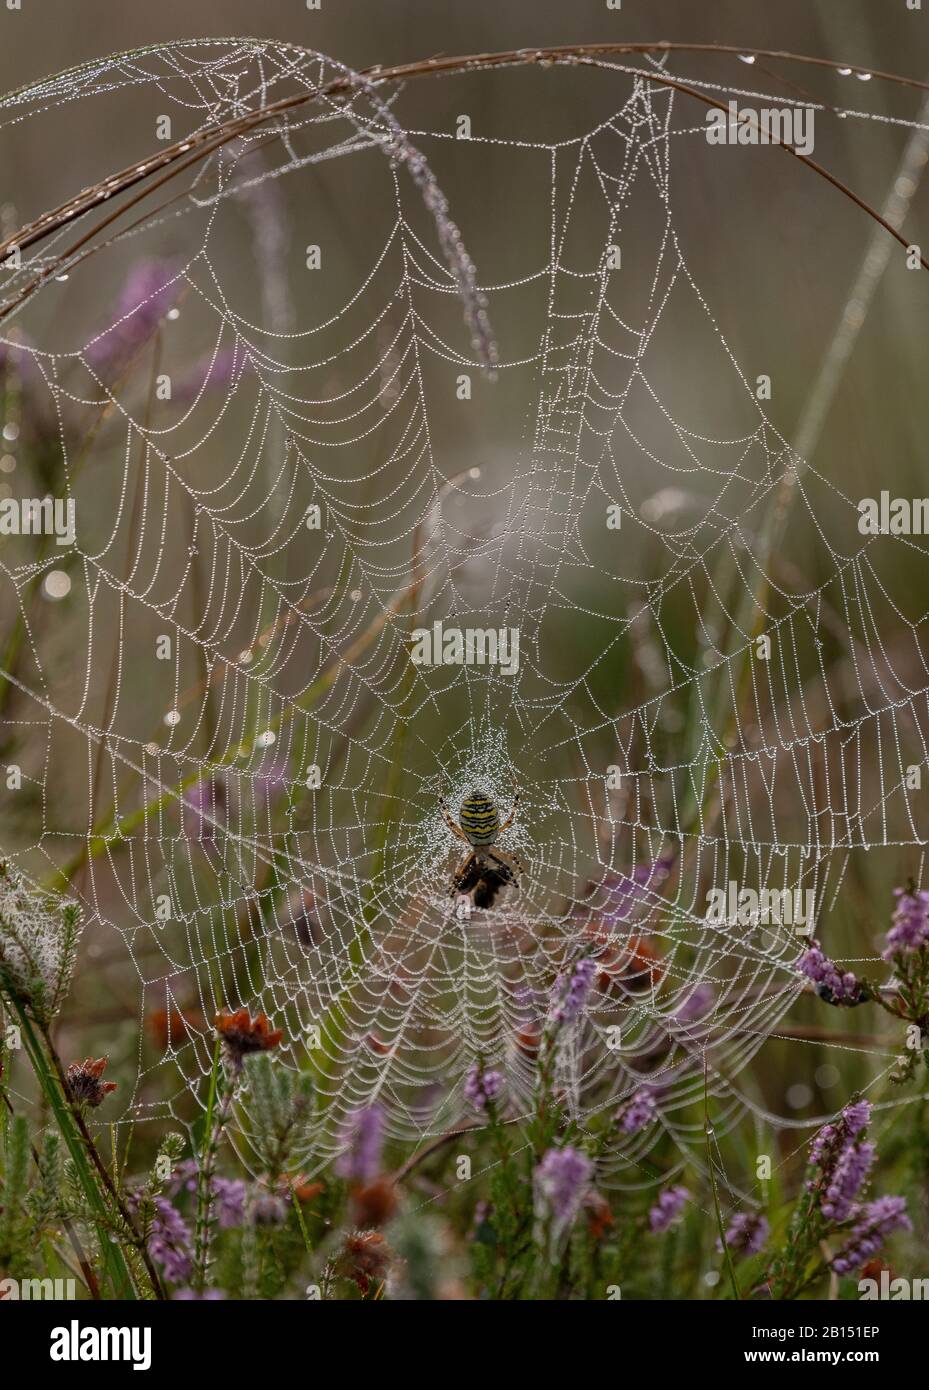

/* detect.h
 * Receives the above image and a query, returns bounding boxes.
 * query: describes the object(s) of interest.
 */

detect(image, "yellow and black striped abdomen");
[460,791,500,846]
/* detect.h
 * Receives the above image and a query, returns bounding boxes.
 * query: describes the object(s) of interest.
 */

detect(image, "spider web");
[1,38,927,1188]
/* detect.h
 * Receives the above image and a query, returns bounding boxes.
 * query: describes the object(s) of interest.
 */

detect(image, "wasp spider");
[440,787,523,909]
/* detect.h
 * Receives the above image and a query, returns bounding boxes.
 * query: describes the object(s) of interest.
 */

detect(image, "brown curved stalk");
[1,40,928,324]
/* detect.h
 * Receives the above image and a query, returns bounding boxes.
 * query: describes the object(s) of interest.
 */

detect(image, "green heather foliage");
[0,914,926,1298]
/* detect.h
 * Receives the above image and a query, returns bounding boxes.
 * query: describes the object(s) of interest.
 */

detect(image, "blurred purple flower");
[649,1185,689,1233]
[618,1088,657,1134]
[167,1157,199,1196]
[182,776,226,842]
[719,1211,769,1257]
[463,1061,503,1112]
[0,333,44,393]
[173,1287,226,1300]
[602,854,674,925]
[213,1176,247,1229]
[883,888,929,960]
[166,1159,244,1228]
[173,344,251,406]
[534,1146,593,1232]
[832,1197,911,1276]
[148,1195,193,1283]
[674,983,714,1024]
[336,1104,385,1185]
[250,1191,289,1227]
[551,957,596,1025]
[86,259,182,375]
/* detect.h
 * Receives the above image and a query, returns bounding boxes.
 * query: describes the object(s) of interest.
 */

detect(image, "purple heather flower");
[163,1159,243,1227]
[719,1211,769,1257]
[534,1146,594,1232]
[809,1101,870,1167]
[173,1288,226,1300]
[618,1088,657,1134]
[807,1099,877,1224]
[883,888,929,960]
[551,957,596,1024]
[649,1185,690,1233]
[820,1141,876,1223]
[798,941,865,1005]
[832,1197,911,1276]
[840,1098,871,1137]
[167,1157,199,1196]
[148,1195,193,1283]
[808,1100,872,1179]
[463,1061,503,1112]
[213,1176,247,1229]
[336,1104,385,1185]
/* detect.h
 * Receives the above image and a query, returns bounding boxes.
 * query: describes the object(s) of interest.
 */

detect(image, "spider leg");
[498,785,520,834]
[484,847,522,882]
[451,850,480,895]
[439,797,470,844]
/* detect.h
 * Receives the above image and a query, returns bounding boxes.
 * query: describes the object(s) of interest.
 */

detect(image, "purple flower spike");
[808,1099,878,1225]
[798,941,866,1006]
[809,1100,871,1173]
[841,1099,871,1138]
[832,1197,911,1276]
[649,1185,689,1233]
[820,1141,875,1223]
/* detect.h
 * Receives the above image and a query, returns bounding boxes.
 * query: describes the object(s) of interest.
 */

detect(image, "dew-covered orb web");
[2,39,928,1186]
